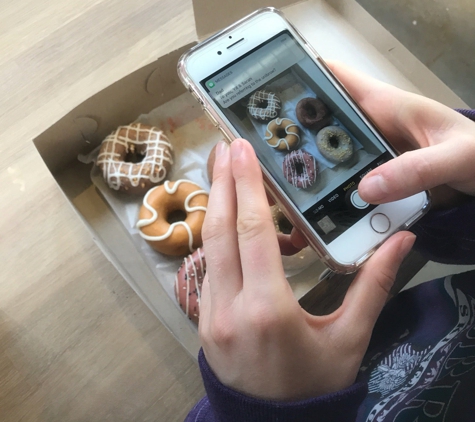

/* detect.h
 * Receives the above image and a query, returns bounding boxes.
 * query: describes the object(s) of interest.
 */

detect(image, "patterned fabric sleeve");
[185,349,367,422]
[455,108,475,121]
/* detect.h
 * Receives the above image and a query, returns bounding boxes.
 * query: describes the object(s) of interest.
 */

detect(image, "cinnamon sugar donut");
[282,150,318,189]
[264,118,300,151]
[97,123,173,195]
[247,91,281,122]
[296,98,332,131]
[175,248,206,324]
[137,180,208,256]
[316,126,354,163]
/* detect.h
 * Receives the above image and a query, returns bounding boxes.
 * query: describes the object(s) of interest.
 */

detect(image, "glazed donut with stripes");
[137,180,208,256]
[247,90,282,122]
[282,149,318,189]
[264,118,300,151]
[97,123,173,195]
[175,247,206,324]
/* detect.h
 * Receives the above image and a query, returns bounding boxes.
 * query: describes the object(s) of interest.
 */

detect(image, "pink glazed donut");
[175,248,206,324]
[282,149,318,189]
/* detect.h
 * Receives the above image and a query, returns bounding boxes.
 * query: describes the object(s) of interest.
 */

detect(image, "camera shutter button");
[350,190,369,209]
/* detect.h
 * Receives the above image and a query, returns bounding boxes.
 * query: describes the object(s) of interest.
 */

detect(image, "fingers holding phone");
[326,61,475,205]
[199,138,415,401]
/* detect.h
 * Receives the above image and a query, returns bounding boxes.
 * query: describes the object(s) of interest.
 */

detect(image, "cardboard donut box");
[34,0,467,358]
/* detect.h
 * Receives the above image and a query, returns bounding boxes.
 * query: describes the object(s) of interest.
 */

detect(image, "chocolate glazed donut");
[296,98,332,131]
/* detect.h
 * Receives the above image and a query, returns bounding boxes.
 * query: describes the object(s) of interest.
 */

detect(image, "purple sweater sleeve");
[185,349,367,422]
[412,200,475,264]
[455,108,475,120]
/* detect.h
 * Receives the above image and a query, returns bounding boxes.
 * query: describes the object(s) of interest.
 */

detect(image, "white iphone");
[178,7,430,273]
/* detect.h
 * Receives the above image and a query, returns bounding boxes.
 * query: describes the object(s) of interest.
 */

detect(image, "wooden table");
[0,1,205,420]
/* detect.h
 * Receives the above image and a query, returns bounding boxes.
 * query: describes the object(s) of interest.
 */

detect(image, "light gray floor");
[357,0,475,286]
[357,0,475,107]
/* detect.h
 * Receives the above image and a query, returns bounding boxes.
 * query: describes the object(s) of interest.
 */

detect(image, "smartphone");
[178,7,430,273]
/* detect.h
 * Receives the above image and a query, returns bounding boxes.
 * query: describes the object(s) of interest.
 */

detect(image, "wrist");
[198,349,367,422]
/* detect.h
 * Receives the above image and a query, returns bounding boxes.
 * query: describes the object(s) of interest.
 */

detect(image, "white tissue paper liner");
[89,93,319,310]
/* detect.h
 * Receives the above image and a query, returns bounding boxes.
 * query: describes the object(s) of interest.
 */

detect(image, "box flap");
[193,0,300,38]
[34,43,195,175]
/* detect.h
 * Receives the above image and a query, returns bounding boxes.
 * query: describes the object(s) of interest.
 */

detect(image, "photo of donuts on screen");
[217,70,387,214]
[205,32,389,215]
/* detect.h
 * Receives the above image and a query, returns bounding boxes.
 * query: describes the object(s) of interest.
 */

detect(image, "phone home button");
[370,213,391,234]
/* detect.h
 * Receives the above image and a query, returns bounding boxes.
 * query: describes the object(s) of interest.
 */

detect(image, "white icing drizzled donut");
[264,118,300,151]
[96,123,173,194]
[137,180,208,256]
[247,91,282,122]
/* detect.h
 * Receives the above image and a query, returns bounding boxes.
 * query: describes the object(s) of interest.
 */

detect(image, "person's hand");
[199,139,415,401]
[326,61,475,207]
[208,143,304,256]
[285,62,475,252]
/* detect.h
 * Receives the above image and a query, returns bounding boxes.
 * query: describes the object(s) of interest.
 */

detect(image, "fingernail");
[231,139,244,159]
[216,140,228,157]
[360,174,388,202]
[399,233,416,260]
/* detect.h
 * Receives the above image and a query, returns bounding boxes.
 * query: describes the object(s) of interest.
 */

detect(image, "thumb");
[358,141,475,203]
[339,231,416,335]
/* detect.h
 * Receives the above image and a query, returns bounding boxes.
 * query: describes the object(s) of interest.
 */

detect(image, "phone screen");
[201,30,393,245]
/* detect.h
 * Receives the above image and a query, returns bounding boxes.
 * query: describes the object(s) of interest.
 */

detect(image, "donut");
[175,248,206,324]
[270,205,319,275]
[264,118,300,151]
[271,205,293,235]
[296,98,332,131]
[282,150,318,189]
[136,180,208,256]
[316,126,354,163]
[247,91,281,122]
[96,123,173,195]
